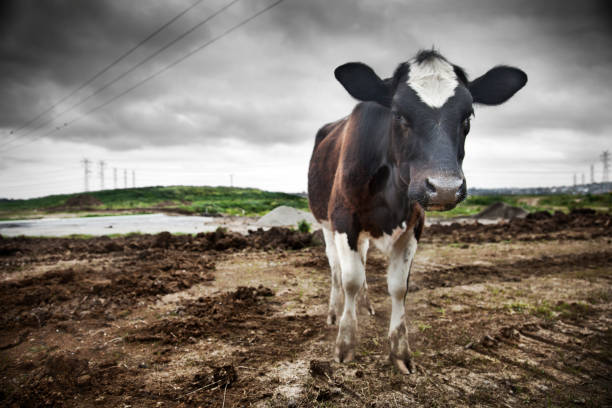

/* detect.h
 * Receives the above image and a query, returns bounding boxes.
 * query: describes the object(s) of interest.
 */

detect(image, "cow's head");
[334,50,527,210]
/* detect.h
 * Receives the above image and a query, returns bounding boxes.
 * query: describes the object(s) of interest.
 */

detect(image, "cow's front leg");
[387,230,418,374]
[333,233,365,363]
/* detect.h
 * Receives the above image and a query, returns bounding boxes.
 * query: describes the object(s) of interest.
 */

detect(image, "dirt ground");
[0,210,610,407]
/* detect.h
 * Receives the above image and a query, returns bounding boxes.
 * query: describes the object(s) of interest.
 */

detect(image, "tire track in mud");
[467,319,612,405]
[413,250,612,290]
[357,247,611,294]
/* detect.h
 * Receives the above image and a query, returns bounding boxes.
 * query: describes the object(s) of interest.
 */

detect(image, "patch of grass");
[297,219,311,233]
[417,322,432,332]
[585,289,611,304]
[554,301,591,320]
[531,300,554,319]
[504,302,530,314]
[28,345,47,353]
[488,286,504,296]
[65,234,95,239]
[503,299,593,321]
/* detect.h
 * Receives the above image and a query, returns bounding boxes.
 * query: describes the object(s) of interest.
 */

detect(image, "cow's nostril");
[425,178,437,194]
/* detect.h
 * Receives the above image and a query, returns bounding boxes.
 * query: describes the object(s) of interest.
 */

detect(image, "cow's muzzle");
[424,176,466,211]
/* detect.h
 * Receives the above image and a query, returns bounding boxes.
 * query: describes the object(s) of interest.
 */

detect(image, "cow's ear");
[334,62,391,107]
[468,66,527,105]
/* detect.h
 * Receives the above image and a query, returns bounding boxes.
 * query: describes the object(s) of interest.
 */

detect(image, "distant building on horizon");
[469,182,612,196]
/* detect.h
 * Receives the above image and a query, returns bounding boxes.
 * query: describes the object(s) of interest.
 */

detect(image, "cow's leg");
[323,227,343,325]
[358,238,375,316]
[387,230,418,374]
[334,232,366,363]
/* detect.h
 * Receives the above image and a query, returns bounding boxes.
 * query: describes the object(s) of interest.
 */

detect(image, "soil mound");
[474,202,527,219]
[256,206,317,228]
[63,193,103,208]
[426,208,611,243]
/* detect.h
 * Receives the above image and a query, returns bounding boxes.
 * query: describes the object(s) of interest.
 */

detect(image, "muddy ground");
[0,210,611,407]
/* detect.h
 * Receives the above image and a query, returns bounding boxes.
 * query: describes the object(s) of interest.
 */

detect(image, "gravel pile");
[255,206,318,228]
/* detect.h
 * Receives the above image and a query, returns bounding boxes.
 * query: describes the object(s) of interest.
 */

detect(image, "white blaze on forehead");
[406,57,458,108]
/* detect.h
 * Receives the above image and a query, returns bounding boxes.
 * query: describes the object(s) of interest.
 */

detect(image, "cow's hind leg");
[323,227,343,325]
[334,232,366,363]
[358,238,375,316]
[387,230,418,374]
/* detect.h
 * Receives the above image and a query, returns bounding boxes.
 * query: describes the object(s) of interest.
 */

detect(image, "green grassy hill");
[0,186,309,219]
[0,186,609,220]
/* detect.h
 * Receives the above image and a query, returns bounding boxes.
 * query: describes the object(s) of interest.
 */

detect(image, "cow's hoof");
[335,318,356,362]
[334,341,355,363]
[390,353,415,374]
[389,322,414,374]
[326,313,337,326]
[367,303,376,316]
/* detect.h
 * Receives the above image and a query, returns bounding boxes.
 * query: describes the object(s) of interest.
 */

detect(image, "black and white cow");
[308,50,527,373]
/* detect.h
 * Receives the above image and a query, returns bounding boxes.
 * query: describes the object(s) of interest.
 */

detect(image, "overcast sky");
[0,0,611,199]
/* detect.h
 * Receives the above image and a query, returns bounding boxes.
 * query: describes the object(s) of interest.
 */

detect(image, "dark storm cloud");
[0,0,611,152]
[0,0,213,126]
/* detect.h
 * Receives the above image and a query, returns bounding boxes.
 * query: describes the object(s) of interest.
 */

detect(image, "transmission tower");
[573,173,576,186]
[113,168,118,189]
[99,160,106,190]
[602,150,610,182]
[81,158,91,192]
[590,164,594,184]
[581,173,585,185]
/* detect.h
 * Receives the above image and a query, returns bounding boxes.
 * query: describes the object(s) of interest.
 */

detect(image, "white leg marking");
[334,232,365,363]
[322,227,342,325]
[388,230,417,333]
[358,237,375,315]
[387,230,417,374]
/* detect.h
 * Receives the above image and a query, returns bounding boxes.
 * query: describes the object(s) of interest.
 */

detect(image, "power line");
[1,0,285,153]
[0,177,81,189]
[1,0,241,150]
[81,158,91,191]
[602,150,610,182]
[99,160,106,190]
[0,0,207,148]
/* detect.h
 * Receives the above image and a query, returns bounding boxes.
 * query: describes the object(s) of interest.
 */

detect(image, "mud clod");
[212,365,237,387]
[309,360,333,378]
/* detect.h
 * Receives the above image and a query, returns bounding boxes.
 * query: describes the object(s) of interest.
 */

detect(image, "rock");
[77,374,91,385]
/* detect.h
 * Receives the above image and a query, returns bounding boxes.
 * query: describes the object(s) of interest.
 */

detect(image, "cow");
[308,49,527,374]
